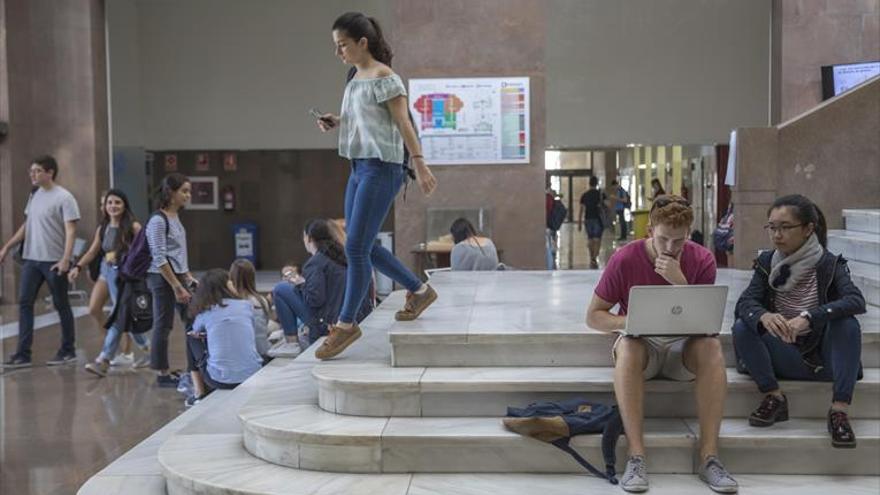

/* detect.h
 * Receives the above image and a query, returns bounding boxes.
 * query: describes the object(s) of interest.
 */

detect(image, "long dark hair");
[229,259,270,315]
[768,194,828,248]
[332,12,393,66]
[156,173,190,209]
[188,268,239,318]
[305,218,347,266]
[450,218,479,244]
[100,188,138,256]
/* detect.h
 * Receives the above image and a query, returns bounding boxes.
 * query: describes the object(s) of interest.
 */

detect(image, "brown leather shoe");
[748,393,789,427]
[828,409,857,448]
[395,285,438,321]
[314,323,362,360]
[502,416,570,442]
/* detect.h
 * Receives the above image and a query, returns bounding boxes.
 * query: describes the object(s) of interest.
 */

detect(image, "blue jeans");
[16,260,75,358]
[616,210,627,239]
[339,159,422,323]
[732,317,862,404]
[272,282,314,344]
[98,260,149,361]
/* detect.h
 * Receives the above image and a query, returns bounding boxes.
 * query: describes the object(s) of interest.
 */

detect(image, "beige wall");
[392,0,547,270]
[773,0,880,123]
[733,77,880,268]
[0,0,109,303]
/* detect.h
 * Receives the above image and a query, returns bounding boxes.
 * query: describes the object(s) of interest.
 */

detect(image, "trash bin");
[232,222,258,266]
[631,210,650,239]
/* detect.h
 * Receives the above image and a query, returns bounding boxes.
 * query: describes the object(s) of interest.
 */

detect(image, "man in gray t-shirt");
[0,155,81,367]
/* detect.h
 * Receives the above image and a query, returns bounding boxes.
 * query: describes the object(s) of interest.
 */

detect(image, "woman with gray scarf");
[733,195,866,449]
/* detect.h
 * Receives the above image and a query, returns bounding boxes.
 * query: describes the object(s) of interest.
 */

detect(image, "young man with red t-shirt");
[587,196,738,494]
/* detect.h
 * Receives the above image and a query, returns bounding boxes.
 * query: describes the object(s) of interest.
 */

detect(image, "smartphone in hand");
[309,108,336,128]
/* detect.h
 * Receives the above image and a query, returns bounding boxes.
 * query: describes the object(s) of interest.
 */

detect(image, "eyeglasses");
[763,223,804,235]
[650,196,690,212]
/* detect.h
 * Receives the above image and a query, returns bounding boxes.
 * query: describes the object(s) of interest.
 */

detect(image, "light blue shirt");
[192,299,262,385]
[338,74,407,164]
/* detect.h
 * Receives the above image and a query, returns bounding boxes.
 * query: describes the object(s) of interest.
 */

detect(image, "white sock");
[414,284,428,295]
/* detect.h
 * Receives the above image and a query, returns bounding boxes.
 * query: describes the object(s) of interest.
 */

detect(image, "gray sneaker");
[699,456,738,493]
[620,455,649,493]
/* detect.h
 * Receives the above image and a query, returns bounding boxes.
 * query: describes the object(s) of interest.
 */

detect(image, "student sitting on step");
[586,195,738,494]
[184,269,263,407]
[449,217,499,271]
[229,259,273,360]
[732,194,866,448]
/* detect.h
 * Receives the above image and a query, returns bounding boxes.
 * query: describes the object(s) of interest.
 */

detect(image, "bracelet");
[411,154,424,159]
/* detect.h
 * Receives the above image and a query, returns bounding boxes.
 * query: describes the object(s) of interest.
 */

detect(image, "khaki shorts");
[612,335,696,382]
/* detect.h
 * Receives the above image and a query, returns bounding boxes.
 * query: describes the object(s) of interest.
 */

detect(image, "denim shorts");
[585,218,604,239]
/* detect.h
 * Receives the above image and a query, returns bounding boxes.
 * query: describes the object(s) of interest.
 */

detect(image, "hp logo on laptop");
[671,305,683,315]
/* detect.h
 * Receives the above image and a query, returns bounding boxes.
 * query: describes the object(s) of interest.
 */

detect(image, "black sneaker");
[184,394,204,408]
[156,374,180,388]
[748,393,789,427]
[46,351,77,366]
[1,354,32,369]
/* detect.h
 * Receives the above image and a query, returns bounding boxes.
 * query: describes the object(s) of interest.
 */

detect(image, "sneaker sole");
[395,289,438,321]
[84,366,107,378]
[46,359,77,366]
[0,362,33,369]
[315,328,362,360]
[831,440,857,448]
[748,413,788,427]
[621,484,649,493]
[705,483,739,494]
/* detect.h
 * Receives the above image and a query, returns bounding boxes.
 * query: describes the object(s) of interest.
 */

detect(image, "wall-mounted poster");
[223,152,237,171]
[195,153,210,171]
[408,77,530,165]
[164,154,178,172]
[188,176,218,210]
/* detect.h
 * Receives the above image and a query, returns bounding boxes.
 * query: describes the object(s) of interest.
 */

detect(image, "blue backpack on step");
[505,398,624,484]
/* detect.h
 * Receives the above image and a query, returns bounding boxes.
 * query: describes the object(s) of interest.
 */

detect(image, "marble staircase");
[80,265,880,494]
[831,209,880,308]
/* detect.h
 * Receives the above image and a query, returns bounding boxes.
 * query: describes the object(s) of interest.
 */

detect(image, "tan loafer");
[395,285,438,321]
[314,323,362,360]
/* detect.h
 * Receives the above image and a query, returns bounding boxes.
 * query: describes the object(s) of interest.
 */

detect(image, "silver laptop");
[623,285,728,337]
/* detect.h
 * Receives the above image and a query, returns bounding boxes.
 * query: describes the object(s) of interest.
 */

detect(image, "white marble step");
[159,433,880,495]
[829,230,880,265]
[690,418,880,476]
[844,209,880,235]
[237,404,880,475]
[240,405,691,474]
[313,363,880,419]
[850,259,880,308]
[391,306,880,367]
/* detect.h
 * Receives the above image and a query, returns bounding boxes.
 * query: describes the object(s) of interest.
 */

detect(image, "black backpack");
[547,199,568,231]
[504,398,624,484]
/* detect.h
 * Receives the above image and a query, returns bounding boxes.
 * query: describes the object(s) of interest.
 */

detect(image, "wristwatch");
[798,310,812,321]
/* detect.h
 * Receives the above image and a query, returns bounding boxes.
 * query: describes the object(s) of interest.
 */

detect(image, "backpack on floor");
[504,398,624,484]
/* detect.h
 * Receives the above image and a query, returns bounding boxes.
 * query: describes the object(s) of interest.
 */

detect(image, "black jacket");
[735,249,866,365]
[299,251,373,326]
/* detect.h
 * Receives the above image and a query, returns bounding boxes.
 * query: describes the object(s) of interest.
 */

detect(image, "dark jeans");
[732,317,862,404]
[272,282,318,341]
[185,335,238,391]
[339,158,422,323]
[617,210,627,239]
[147,273,192,371]
[16,260,76,358]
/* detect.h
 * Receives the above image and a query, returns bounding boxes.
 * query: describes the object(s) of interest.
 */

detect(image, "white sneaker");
[109,352,134,367]
[268,329,285,344]
[267,341,301,358]
[133,346,151,368]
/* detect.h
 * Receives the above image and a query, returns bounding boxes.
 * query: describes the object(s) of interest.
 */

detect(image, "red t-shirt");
[594,239,717,315]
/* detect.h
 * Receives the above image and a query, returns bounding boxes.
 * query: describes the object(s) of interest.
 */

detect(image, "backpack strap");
[550,438,618,484]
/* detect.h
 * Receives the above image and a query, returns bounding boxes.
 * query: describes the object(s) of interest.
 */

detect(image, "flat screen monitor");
[821,61,880,100]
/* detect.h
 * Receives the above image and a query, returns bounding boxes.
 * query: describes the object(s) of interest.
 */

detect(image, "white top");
[23,185,80,262]
[338,74,407,164]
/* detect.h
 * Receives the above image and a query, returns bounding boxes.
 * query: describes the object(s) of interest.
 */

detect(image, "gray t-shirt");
[451,239,499,271]
[101,225,119,253]
[23,185,80,262]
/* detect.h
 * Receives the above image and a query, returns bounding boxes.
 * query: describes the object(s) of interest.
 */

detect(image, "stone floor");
[0,302,189,495]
